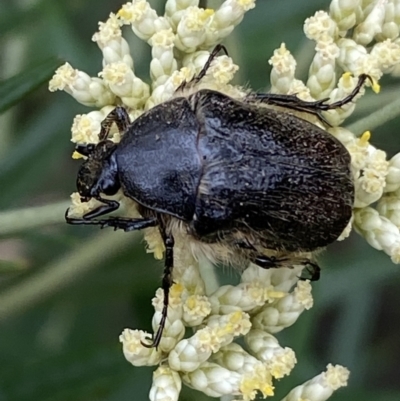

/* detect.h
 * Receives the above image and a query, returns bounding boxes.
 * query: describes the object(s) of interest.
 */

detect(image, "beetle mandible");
[66,45,368,347]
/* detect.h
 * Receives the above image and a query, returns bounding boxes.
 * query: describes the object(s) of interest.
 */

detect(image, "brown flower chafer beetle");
[66,46,369,347]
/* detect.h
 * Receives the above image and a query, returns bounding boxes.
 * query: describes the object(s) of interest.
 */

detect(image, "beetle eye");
[102,179,119,196]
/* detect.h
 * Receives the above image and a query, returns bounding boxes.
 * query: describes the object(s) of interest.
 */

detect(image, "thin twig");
[0,230,138,321]
[0,201,70,235]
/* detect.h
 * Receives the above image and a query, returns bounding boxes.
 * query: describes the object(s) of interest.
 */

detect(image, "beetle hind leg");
[246,73,370,125]
[252,254,320,281]
[253,254,289,269]
[299,260,320,281]
[99,217,158,231]
[66,214,158,232]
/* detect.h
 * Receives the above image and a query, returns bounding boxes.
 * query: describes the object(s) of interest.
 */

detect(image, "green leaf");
[0,345,135,401]
[0,259,28,273]
[0,57,63,114]
[0,4,42,36]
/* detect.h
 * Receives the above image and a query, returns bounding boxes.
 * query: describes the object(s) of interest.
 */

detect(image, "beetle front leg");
[98,106,131,141]
[81,198,120,219]
[142,226,175,349]
[66,213,158,232]
[100,217,158,232]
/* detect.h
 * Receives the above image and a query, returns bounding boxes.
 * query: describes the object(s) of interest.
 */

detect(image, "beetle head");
[76,140,120,201]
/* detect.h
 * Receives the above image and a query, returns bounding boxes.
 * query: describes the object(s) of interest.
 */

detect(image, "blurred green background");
[0,0,400,400]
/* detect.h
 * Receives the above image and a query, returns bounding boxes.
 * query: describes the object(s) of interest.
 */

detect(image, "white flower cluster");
[49,0,249,112]
[269,1,400,261]
[49,0,400,400]
[120,239,345,401]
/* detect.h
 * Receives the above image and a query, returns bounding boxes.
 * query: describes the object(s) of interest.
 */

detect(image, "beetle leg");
[98,106,131,141]
[253,255,289,269]
[100,217,158,231]
[176,44,229,92]
[298,260,320,281]
[192,44,229,84]
[253,255,320,281]
[66,213,157,232]
[233,238,257,250]
[68,197,120,220]
[83,198,120,219]
[234,241,292,269]
[247,74,370,124]
[246,92,330,119]
[318,74,371,110]
[142,224,175,349]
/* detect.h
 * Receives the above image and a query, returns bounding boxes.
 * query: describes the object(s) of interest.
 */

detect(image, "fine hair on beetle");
[66,45,370,347]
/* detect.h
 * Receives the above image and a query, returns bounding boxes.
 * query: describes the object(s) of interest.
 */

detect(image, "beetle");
[66,45,369,347]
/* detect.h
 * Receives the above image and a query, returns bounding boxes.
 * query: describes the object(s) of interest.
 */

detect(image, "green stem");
[0,230,138,321]
[346,95,400,135]
[199,0,208,8]
[0,200,70,235]
[198,258,220,295]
